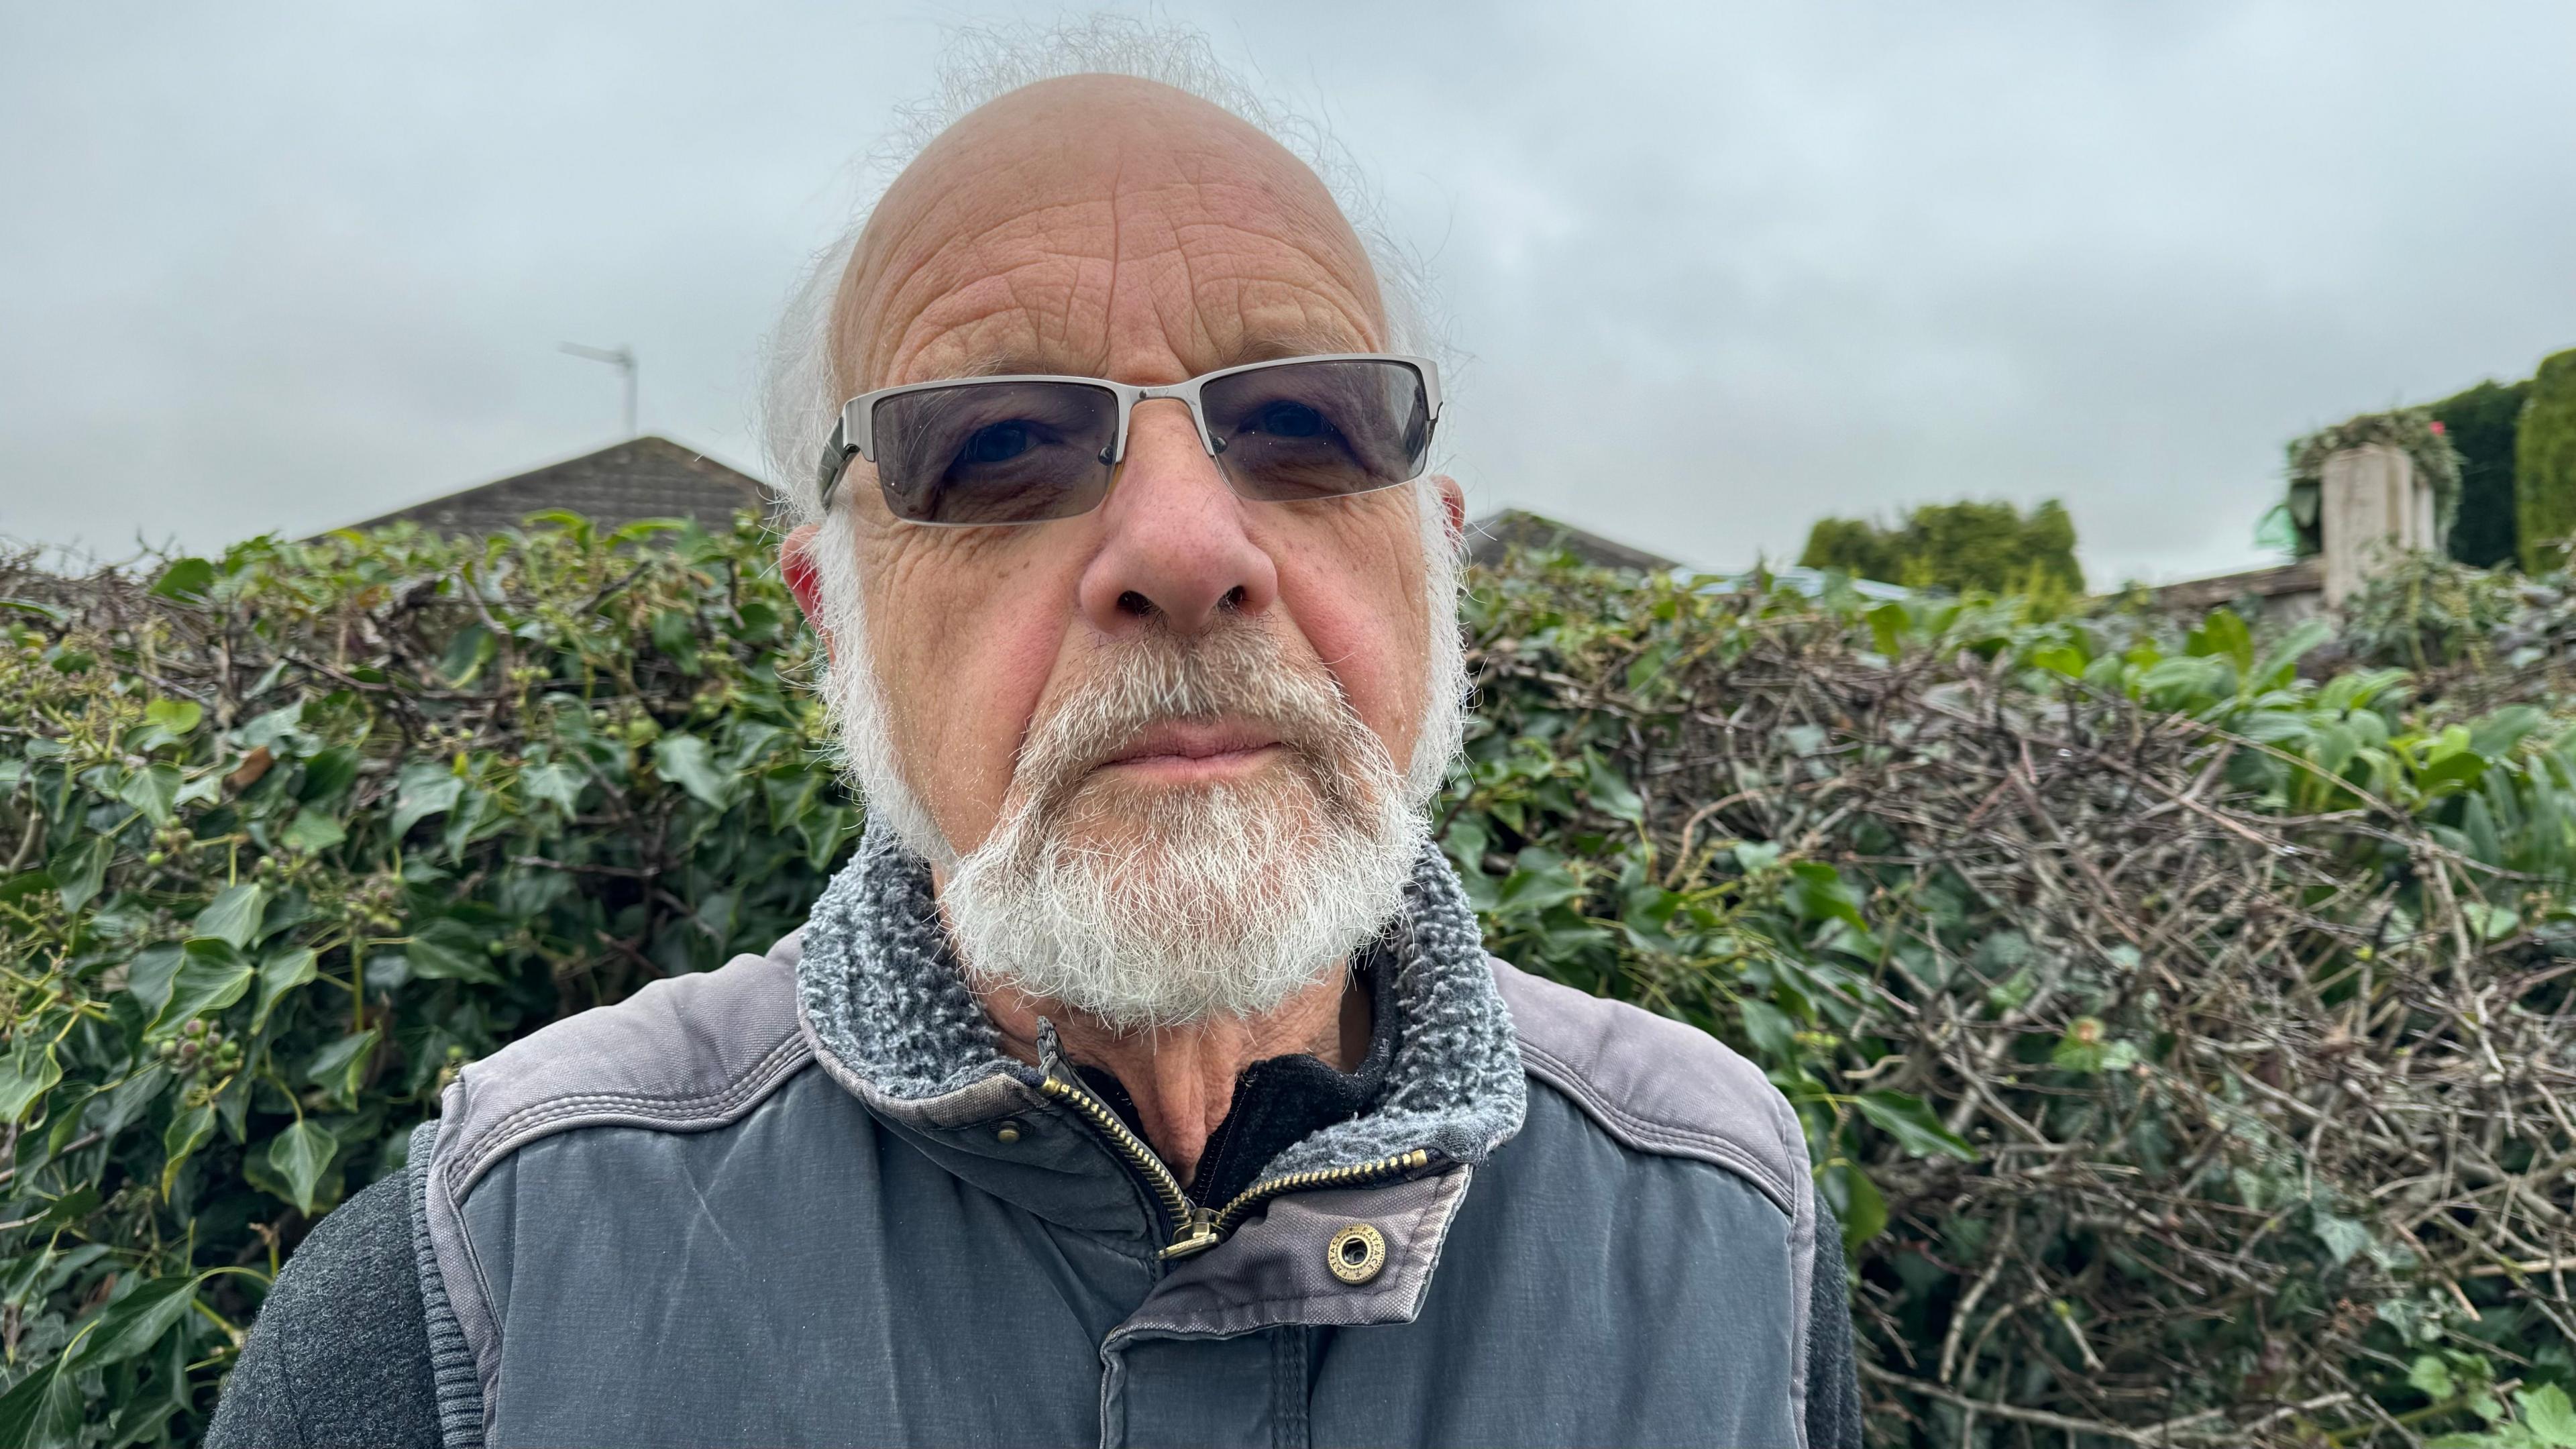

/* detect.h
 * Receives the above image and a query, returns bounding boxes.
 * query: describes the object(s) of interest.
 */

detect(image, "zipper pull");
[1034,1017,1075,1085]
[1161,1207,1222,1260]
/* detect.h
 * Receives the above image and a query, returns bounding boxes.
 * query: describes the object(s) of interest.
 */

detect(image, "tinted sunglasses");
[816,353,1441,526]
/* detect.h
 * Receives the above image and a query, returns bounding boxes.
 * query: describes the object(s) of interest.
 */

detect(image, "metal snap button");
[1326,1223,1385,1285]
[994,1120,1025,1145]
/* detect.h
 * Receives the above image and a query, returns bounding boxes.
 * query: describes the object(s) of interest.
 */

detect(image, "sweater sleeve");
[205,1171,443,1449]
[1803,1194,1865,1449]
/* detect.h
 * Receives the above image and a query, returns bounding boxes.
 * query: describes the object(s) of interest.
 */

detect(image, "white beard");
[942,623,1426,1027]
[809,488,1466,1028]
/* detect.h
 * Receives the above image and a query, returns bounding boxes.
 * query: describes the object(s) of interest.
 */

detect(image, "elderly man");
[210,36,1859,1449]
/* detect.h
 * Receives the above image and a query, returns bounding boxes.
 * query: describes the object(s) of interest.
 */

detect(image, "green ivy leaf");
[298,745,361,804]
[48,836,110,915]
[191,882,270,949]
[124,943,184,1019]
[16,1187,99,1238]
[0,1037,62,1126]
[2312,1212,2370,1265]
[89,1065,170,1140]
[1584,758,1645,825]
[1854,1090,1976,1161]
[304,1030,380,1105]
[1738,998,1798,1063]
[142,698,203,737]
[437,624,496,686]
[1866,602,1908,658]
[2520,1383,2576,1448]
[117,763,181,825]
[406,922,501,984]
[146,556,215,601]
[2186,606,2256,675]
[1821,1161,1887,1248]
[161,1102,215,1195]
[252,947,320,1032]
[1783,862,1867,931]
[70,1275,199,1370]
[390,761,464,839]
[2028,643,2086,678]
[267,1120,337,1214]
[2461,900,2520,943]
[653,733,733,809]
[280,808,347,853]
[0,1353,87,1449]
[146,940,254,1038]
[521,761,586,815]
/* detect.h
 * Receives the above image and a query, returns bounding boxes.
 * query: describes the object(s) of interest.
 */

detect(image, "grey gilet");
[358,814,1831,1447]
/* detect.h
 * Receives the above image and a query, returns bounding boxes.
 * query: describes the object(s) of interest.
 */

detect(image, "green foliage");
[0,516,851,1443]
[2434,379,2534,570]
[2339,549,2528,671]
[1460,564,2572,1448]
[1797,498,2084,596]
[5,521,2573,1447]
[2521,350,2576,573]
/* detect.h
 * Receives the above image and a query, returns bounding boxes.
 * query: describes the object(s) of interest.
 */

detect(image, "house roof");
[1466,508,1684,573]
[329,436,772,538]
[2144,557,2324,612]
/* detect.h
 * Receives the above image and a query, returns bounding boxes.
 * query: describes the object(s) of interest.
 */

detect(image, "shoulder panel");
[421,933,812,1436]
[1489,958,1805,1216]
[431,931,810,1201]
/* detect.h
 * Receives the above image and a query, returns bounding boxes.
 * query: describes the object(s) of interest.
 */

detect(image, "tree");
[1798,498,2084,595]
[2518,350,2576,573]
[2431,378,2532,569]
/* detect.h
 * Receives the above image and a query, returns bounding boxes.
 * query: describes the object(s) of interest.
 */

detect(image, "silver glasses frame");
[814,352,1442,518]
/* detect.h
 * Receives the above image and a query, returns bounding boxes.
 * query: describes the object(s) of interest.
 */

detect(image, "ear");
[778,523,834,663]
[1431,474,1468,545]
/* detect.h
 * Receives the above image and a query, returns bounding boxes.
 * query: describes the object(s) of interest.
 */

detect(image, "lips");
[1097,718,1286,771]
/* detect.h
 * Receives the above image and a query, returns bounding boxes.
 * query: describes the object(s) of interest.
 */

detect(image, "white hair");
[759,13,1442,525]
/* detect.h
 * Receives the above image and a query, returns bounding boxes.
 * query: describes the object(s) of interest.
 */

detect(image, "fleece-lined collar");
[794,818,1525,1183]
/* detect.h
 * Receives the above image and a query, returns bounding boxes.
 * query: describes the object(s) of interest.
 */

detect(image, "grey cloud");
[5,1,2571,586]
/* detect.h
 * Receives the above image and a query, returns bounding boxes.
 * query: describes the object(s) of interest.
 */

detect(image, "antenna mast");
[559,342,638,437]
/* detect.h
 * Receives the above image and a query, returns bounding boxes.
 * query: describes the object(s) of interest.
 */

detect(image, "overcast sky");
[5,2,2572,584]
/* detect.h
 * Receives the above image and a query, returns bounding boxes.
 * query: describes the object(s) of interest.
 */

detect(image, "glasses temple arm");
[816,418,855,506]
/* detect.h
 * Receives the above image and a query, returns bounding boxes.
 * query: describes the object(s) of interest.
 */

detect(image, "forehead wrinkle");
[839,91,1384,399]
[853,201,1114,391]
[871,218,1373,389]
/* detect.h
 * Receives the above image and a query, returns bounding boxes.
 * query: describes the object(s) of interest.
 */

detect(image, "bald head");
[830,74,1392,400]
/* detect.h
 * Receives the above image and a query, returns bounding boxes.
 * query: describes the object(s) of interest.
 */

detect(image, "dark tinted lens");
[870,380,1118,524]
[1202,360,1431,503]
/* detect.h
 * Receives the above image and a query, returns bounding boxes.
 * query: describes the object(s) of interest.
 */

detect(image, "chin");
[944,760,1421,1028]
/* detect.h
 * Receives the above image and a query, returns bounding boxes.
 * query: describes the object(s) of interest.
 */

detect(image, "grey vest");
[406,836,1821,1448]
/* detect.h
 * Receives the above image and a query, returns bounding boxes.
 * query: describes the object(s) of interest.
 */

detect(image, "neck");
[981,970,1370,1185]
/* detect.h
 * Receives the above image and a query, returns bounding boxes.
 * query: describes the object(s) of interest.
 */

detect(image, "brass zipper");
[1036,1070,1434,1260]
[1035,1073,1201,1250]
[1203,1149,1433,1242]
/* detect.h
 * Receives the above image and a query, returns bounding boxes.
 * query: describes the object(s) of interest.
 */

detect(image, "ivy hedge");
[2522,351,2576,574]
[2432,379,2534,572]
[3,519,2573,1447]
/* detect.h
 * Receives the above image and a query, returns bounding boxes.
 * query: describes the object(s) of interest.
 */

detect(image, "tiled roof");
[330,436,773,538]
[1466,508,1684,573]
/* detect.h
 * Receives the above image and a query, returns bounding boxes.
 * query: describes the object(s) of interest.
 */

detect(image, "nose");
[1076,400,1279,636]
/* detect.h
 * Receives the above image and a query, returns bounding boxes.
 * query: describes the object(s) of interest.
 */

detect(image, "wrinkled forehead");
[831,76,1389,396]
